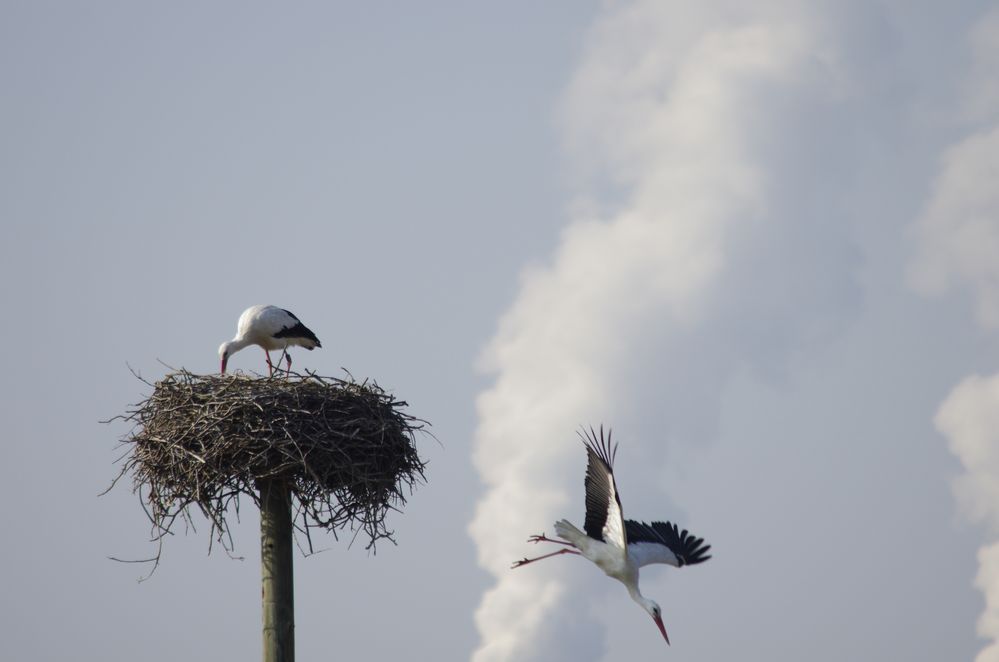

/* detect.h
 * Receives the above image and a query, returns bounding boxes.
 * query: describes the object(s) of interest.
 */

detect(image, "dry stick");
[110,369,427,562]
[107,369,432,660]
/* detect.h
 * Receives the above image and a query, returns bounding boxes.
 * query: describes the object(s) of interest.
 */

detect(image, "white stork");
[218,305,322,376]
[512,426,711,645]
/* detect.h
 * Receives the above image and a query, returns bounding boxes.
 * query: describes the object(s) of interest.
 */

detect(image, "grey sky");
[1,2,997,661]
[1,3,593,659]
[469,3,998,661]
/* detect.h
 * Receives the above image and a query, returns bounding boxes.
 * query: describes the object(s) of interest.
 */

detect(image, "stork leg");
[527,534,574,546]
[283,350,292,375]
[511,547,580,569]
[264,349,274,377]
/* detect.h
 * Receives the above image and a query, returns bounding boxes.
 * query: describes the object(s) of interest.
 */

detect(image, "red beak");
[220,357,228,374]
[654,614,670,646]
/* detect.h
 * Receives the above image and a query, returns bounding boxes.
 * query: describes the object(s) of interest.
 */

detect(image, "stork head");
[218,341,233,374]
[641,598,670,645]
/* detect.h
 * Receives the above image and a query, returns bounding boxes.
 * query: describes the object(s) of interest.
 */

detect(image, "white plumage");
[218,305,322,376]
[512,426,711,646]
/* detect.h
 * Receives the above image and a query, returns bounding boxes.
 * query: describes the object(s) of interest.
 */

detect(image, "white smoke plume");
[469,2,865,660]
[910,7,999,328]
[977,544,999,662]
[909,124,999,329]
[936,377,999,662]
[912,8,999,661]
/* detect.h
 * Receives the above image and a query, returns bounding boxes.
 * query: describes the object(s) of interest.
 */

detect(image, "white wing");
[581,426,627,552]
[627,541,682,568]
[625,520,712,568]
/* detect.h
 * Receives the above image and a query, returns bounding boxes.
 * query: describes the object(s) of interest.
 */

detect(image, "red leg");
[512,547,580,569]
[264,350,273,377]
[528,534,574,546]
[285,352,292,375]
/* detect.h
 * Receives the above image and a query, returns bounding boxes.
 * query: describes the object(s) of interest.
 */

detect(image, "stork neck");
[228,336,253,352]
[627,583,653,612]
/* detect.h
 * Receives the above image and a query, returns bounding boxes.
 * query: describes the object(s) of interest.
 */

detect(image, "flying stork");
[512,426,711,645]
[218,305,322,376]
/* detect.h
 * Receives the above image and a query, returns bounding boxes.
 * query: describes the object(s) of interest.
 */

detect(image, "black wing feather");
[273,321,321,346]
[580,425,623,544]
[624,519,712,566]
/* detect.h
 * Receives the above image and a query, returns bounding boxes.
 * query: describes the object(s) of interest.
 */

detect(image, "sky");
[1,2,998,661]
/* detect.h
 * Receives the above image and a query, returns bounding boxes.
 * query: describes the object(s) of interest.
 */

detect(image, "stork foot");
[511,547,580,569]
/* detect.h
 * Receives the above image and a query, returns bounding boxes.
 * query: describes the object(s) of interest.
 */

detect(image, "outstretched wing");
[581,426,626,550]
[625,520,712,568]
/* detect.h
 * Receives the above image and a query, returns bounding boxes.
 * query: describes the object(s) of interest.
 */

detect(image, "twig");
[105,368,429,577]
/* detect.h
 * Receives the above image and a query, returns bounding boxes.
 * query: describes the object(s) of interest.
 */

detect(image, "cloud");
[936,375,999,532]
[469,2,869,660]
[976,544,999,662]
[936,376,999,661]
[909,125,999,328]
[909,6,999,328]
[912,8,999,660]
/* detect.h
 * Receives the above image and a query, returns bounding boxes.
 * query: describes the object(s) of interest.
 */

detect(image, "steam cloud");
[471,1,999,659]
[936,377,999,662]
[470,2,861,659]
[913,8,999,660]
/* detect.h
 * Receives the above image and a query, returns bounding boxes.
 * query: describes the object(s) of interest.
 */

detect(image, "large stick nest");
[110,369,428,566]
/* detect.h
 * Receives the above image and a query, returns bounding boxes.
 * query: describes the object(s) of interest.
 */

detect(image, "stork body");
[513,427,711,645]
[218,305,321,375]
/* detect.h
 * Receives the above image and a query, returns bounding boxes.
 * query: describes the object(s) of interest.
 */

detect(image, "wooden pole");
[259,478,294,662]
